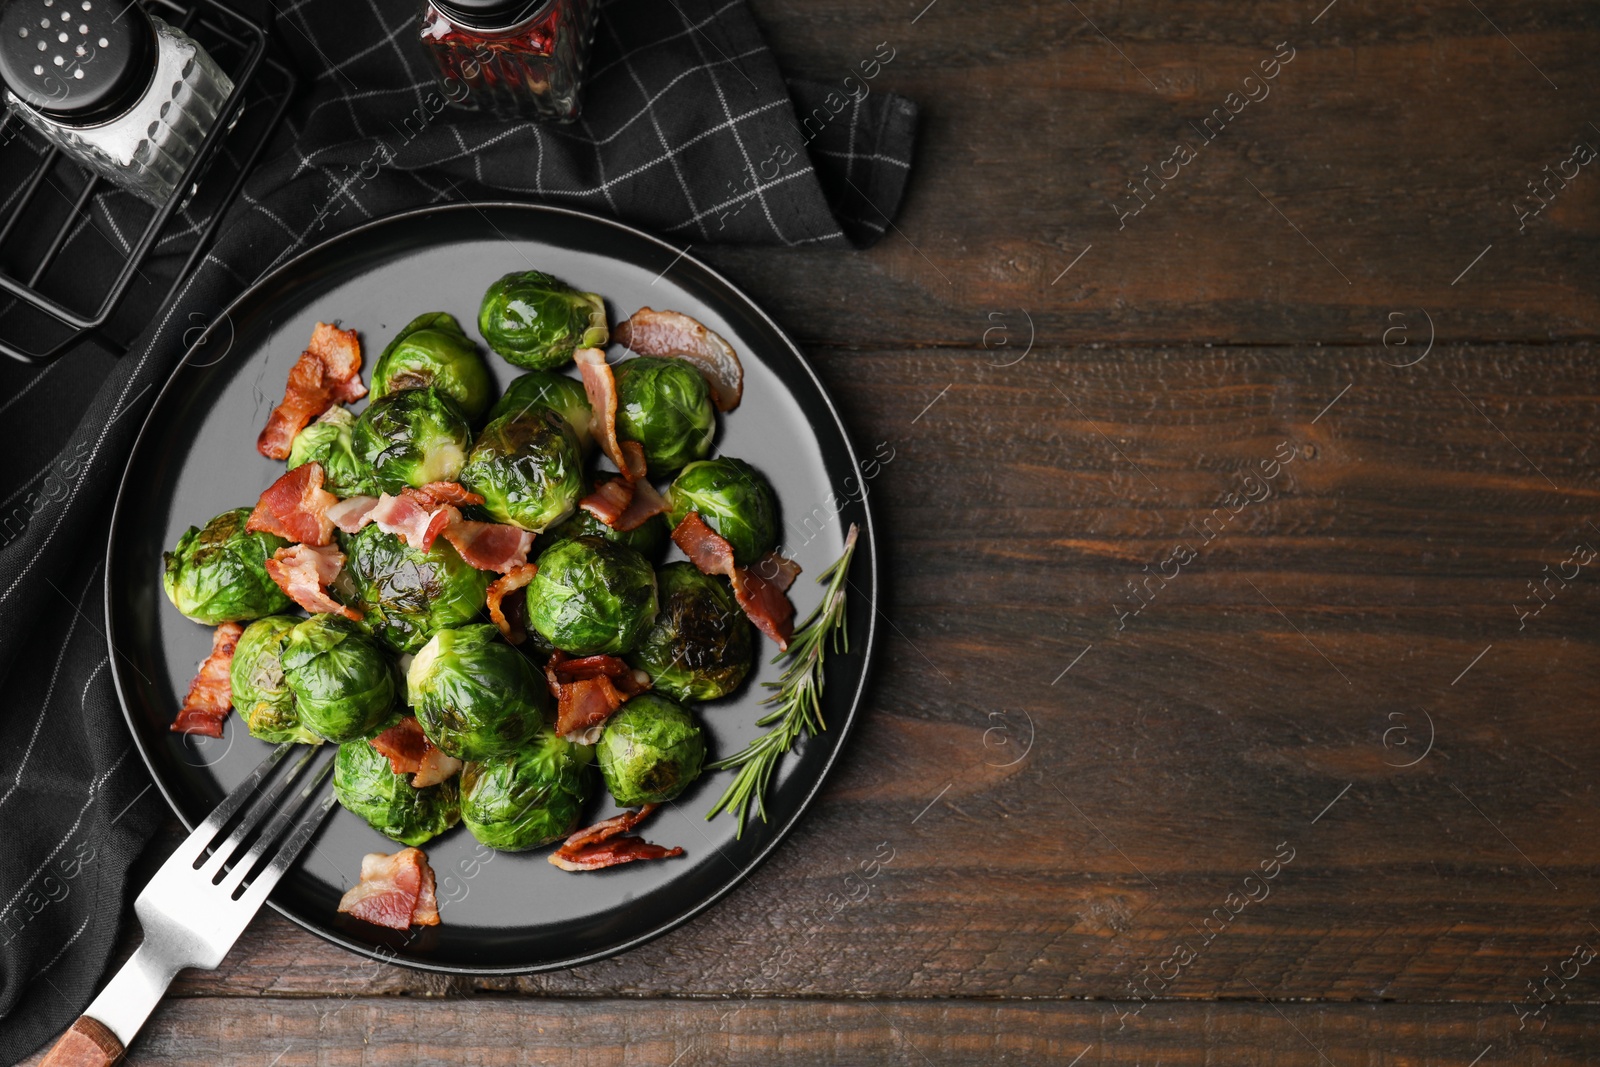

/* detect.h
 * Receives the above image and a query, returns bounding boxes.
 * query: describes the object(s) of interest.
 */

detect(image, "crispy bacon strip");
[257,323,366,459]
[247,462,339,546]
[575,347,625,474]
[549,804,685,872]
[412,482,484,509]
[671,512,801,650]
[613,456,668,531]
[555,676,625,742]
[337,848,441,930]
[369,716,462,789]
[439,520,533,573]
[486,563,538,644]
[544,651,651,740]
[579,476,634,525]
[574,351,667,532]
[327,495,380,534]
[729,551,802,649]
[614,307,744,412]
[171,622,244,737]
[368,491,455,551]
[265,543,360,621]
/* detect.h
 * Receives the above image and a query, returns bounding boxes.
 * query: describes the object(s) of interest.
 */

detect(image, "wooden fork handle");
[39,1016,124,1067]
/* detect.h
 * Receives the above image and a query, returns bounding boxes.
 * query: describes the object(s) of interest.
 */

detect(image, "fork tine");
[196,744,325,881]
[237,778,340,911]
[169,742,295,869]
[217,745,337,899]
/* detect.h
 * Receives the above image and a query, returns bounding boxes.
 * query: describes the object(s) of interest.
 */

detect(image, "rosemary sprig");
[706,523,861,836]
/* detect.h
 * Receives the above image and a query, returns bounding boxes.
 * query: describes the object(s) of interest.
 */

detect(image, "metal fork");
[40,742,337,1067]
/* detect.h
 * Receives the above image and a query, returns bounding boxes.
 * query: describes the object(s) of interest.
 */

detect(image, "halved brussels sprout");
[478,270,608,371]
[526,536,657,656]
[353,387,474,494]
[287,406,377,497]
[596,693,705,806]
[162,507,295,625]
[542,506,668,561]
[282,614,397,743]
[407,624,548,761]
[344,523,491,654]
[457,408,584,533]
[230,615,321,744]
[665,457,779,566]
[487,370,593,452]
[370,312,495,422]
[460,726,593,851]
[627,563,752,702]
[614,357,715,475]
[334,738,460,846]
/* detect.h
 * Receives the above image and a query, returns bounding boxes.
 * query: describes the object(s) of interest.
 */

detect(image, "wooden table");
[37,0,1600,1062]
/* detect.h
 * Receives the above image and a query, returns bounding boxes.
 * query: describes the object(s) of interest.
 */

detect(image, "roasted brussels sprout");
[230,615,321,744]
[542,506,668,561]
[627,563,752,702]
[162,507,295,625]
[478,270,608,370]
[596,694,706,806]
[457,408,584,533]
[613,357,715,475]
[353,387,474,494]
[333,739,460,846]
[665,457,779,566]
[460,726,593,851]
[282,614,397,743]
[286,406,377,497]
[370,312,495,422]
[526,536,657,655]
[486,370,593,452]
[344,524,491,654]
[407,624,548,761]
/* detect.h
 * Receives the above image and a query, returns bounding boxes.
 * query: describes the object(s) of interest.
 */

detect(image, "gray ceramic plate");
[105,203,877,973]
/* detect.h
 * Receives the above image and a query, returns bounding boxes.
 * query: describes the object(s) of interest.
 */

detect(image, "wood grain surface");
[50,0,1600,1063]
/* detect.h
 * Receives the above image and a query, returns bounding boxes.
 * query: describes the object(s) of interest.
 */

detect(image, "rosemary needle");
[706,523,860,836]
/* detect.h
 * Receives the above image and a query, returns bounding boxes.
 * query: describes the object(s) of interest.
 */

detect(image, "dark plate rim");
[104,201,880,975]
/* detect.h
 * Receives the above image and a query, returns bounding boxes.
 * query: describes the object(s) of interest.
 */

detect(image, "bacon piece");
[555,676,626,741]
[729,551,802,649]
[412,746,464,789]
[671,512,801,650]
[575,347,625,474]
[439,519,533,573]
[549,804,685,872]
[265,543,361,621]
[486,563,537,644]
[544,651,651,740]
[369,716,462,788]
[257,323,366,459]
[579,476,634,525]
[247,462,339,546]
[411,482,484,509]
[171,622,244,737]
[327,495,380,534]
[613,469,668,531]
[368,491,456,551]
[370,716,429,775]
[614,308,744,412]
[337,848,441,930]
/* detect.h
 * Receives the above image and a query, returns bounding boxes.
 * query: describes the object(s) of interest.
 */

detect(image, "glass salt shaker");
[419,0,599,124]
[0,0,233,205]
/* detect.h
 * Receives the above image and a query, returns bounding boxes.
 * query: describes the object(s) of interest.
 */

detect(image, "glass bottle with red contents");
[420,0,598,123]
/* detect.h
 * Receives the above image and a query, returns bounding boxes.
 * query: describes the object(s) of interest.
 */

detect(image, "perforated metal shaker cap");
[0,0,155,124]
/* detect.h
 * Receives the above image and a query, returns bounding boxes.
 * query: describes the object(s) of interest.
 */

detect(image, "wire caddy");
[0,0,296,365]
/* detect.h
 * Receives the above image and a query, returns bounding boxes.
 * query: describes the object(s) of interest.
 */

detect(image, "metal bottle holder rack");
[0,0,296,364]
